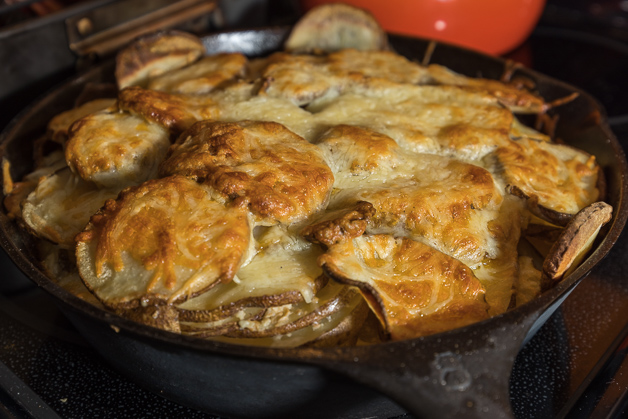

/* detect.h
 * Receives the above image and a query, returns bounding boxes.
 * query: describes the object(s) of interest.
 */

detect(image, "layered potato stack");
[4,5,611,347]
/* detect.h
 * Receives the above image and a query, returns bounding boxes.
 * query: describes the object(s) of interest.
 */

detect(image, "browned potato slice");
[22,167,120,247]
[117,86,221,136]
[257,52,341,106]
[115,303,181,333]
[159,120,334,225]
[319,234,489,341]
[313,84,513,159]
[147,53,248,94]
[507,185,573,227]
[496,138,600,219]
[285,3,388,53]
[542,201,613,286]
[180,280,367,348]
[75,175,253,309]
[65,109,170,188]
[115,30,205,89]
[177,226,327,322]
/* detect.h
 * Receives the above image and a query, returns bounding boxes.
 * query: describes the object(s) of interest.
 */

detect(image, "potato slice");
[312,84,513,158]
[180,280,367,348]
[22,167,120,247]
[116,86,221,136]
[65,109,170,188]
[3,150,67,221]
[177,226,327,322]
[495,138,600,218]
[159,120,334,225]
[115,30,205,89]
[319,234,489,341]
[542,201,613,286]
[285,3,388,53]
[147,53,248,94]
[76,175,252,309]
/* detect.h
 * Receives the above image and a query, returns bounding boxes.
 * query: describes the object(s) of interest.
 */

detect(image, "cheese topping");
[159,120,335,225]
[65,110,170,188]
[494,138,599,214]
[76,175,252,306]
[320,234,489,341]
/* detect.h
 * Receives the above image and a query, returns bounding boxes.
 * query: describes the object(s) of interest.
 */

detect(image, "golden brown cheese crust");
[320,235,489,340]
[331,158,503,268]
[76,175,251,308]
[259,49,429,106]
[313,83,514,158]
[159,120,334,225]
[259,52,341,106]
[315,124,401,175]
[147,53,248,94]
[495,138,600,215]
[65,110,170,188]
[117,86,221,135]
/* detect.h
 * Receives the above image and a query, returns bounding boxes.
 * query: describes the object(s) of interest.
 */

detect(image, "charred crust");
[301,201,375,247]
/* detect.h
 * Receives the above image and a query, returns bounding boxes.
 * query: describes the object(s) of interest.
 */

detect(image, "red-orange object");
[301,0,547,55]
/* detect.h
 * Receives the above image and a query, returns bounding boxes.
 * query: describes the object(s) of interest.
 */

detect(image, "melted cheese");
[159,120,334,225]
[493,138,599,214]
[22,168,120,247]
[117,86,221,135]
[177,226,324,311]
[65,110,170,188]
[148,53,248,94]
[76,175,252,307]
[319,234,489,341]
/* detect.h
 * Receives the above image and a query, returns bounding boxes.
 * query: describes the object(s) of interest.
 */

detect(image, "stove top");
[1,3,628,418]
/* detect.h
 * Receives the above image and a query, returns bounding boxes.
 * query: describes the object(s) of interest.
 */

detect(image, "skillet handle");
[316,311,540,419]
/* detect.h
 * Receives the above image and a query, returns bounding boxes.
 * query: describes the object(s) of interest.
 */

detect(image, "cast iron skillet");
[1,27,627,419]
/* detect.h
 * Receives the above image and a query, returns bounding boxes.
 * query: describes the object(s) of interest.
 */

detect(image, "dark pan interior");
[0,27,626,419]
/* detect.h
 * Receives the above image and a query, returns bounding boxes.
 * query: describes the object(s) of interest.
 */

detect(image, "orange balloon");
[301,0,546,55]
